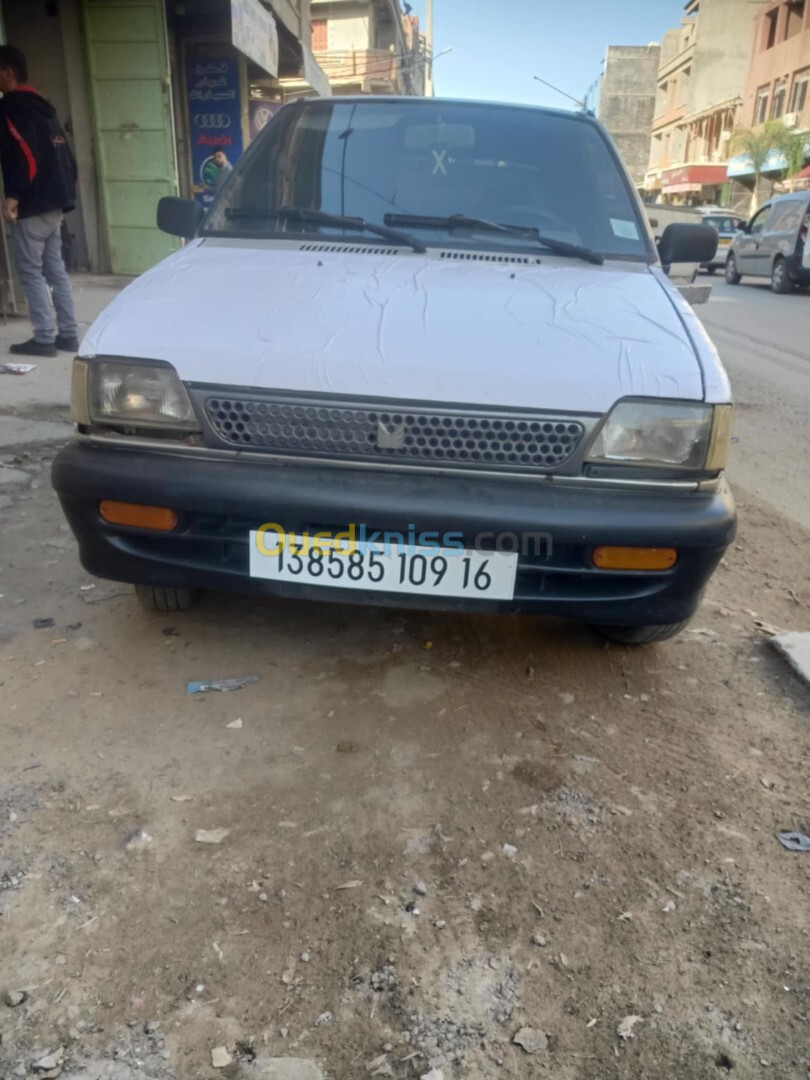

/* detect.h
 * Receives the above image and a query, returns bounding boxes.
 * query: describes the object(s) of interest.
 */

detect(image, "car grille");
[201,394,585,473]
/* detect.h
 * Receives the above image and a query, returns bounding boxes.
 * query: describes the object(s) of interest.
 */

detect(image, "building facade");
[295,0,426,97]
[0,0,329,278]
[645,0,766,205]
[728,0,810,195]
[587,44,661,187]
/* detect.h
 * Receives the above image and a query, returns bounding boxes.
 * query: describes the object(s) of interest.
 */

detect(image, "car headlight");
[72,358,198,431]
[587,400,731,472]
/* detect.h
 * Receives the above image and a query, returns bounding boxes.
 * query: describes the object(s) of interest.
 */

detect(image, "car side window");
[767,201,804,233]
[749,206,772,236]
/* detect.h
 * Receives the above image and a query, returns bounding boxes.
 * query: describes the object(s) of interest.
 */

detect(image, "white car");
[54,97,733,644]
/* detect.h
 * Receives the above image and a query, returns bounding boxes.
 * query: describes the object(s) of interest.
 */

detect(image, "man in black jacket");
[0,46,79,357]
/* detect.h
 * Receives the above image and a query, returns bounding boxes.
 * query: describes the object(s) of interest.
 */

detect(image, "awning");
[661,164,727,193]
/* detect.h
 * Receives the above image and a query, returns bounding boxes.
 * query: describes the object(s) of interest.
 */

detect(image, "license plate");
[717,238,731,247]
[249,533,518,600]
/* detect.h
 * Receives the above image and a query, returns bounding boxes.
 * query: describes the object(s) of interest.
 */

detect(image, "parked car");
[52,96,731,645]
[697,210,745,273]
[725,191,810,292]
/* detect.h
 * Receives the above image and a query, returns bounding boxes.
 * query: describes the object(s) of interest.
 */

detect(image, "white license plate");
[249,533,518,600]
[717,238,731,247]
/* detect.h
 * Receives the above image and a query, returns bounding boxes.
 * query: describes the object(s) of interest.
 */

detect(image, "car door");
[736,204,773,276]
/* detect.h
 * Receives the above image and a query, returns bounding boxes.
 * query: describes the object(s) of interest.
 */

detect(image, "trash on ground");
[617,1015,644,1041]
[512,1026,548,1054]
[226,717,243,729]
[770,632,810,690]
[0,363,36,374]
[211,1046,233,1068]
[171,794,194,803]
[777,830,810,852]
[335,879,362,890]
[124,829,153,852]
[32,617,54,629]
[186,675,260,693]
[195,827,230,844]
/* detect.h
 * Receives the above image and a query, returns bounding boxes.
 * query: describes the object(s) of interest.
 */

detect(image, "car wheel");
[592,619,692,645]
[725,253,741,284]
[135,584,201,612]
[771,257,793,294]
[705,265,717,275]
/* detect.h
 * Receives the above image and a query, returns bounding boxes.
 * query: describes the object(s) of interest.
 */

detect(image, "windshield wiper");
[224,206,426,254]
[384,213,604,266]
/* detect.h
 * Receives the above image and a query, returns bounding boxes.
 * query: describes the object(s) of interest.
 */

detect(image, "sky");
[406,0,685,109]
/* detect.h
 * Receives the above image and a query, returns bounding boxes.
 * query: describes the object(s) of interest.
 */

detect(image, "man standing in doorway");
[0,46,79,357]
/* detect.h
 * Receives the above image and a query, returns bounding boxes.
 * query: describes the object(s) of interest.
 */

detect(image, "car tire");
[725,253,741,284]
[771,257,793,294]
[135,584,200,612]
[705,265,717,275]
[592,619,692,645]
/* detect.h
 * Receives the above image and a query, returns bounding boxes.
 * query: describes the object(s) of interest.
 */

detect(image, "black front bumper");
[52,441,736,626]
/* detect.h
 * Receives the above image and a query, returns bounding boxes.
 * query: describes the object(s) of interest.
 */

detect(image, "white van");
[54,97,734,644]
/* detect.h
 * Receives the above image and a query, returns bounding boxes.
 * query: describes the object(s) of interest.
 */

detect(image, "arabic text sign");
[186,52,244,208]
[231,0,279,77]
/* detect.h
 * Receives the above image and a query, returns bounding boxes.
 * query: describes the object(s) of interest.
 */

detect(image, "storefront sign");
[186,51,245,208]
[249,99,283,142]
[231,0,278,77]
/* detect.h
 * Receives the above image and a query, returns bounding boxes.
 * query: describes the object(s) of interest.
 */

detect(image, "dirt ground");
[1,443,809,1080]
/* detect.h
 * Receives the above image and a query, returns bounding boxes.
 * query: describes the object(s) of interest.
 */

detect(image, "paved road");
[697,277,810,529]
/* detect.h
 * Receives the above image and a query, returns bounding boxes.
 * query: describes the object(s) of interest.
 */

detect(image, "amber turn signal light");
[99,501,178,531]
[592,546,678,571]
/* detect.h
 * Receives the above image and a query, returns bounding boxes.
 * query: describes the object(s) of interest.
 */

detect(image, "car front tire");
[725,253,741,285]
[771,257,793,294]
[592,619,692,645]
[135,584,201,612]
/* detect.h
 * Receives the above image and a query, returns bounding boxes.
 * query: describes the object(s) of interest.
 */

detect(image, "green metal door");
[82,0,179,275]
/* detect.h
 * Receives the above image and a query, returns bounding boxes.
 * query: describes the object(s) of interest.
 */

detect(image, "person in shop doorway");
[212,149,233,190]
[0,45,79,357]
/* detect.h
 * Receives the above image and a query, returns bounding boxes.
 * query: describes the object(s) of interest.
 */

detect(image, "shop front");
[660,164,730,206]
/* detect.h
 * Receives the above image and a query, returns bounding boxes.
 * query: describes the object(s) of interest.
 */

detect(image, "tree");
[782,131,809,185]
[730,121,795,212]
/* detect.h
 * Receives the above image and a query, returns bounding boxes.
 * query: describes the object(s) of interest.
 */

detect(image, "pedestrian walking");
[0,45,79,357]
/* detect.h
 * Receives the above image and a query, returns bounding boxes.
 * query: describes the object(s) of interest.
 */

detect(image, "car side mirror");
[157,196,204,239]
[737,221,749,234]
[657,223,718,270]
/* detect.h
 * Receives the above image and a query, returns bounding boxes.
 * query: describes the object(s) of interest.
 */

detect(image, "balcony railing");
[313,49,402,85]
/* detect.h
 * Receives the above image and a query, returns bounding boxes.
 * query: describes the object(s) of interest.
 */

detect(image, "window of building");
[790,68,809,114]
[680,66,691,104]
[786,1,805,39]
[771,81,788,118]
[755,86,770,124]
[763,7,778,49]
[311,19,327,52]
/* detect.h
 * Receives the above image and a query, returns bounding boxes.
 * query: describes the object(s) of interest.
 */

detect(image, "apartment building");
[586,45,661,187]
[645,0,766,204]
[302,0,426,96]
[728,0,810,190]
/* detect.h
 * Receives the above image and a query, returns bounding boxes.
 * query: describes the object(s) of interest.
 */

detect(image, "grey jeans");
[12,210,78,345]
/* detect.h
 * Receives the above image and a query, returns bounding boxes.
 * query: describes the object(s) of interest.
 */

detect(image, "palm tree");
[782,131,810,186]
[730,121,795,212]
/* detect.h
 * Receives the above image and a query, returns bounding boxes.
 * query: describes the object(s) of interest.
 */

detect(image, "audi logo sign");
[193,114,233,130]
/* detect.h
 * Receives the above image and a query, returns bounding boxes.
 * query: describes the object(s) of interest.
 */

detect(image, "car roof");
[764,191,810,205]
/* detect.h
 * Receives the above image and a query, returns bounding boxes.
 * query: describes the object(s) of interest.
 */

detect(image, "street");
[1,278,809,1080]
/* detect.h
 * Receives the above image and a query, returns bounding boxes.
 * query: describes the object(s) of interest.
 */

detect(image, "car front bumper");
[52,440,736,626]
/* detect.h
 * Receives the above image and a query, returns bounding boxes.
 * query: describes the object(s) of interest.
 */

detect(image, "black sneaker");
[10,338,57,357]
[55,334,80,352]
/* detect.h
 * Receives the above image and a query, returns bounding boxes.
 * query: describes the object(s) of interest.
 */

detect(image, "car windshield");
[703,215,742,232]
[204,99,650,260]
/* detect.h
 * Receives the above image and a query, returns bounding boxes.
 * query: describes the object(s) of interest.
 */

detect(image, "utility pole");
[425,0,434,96]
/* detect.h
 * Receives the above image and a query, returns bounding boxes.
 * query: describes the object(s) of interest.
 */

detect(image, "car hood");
[80,239,704,413]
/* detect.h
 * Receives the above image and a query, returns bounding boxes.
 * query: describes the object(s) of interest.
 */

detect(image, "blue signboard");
[186,51,244,207]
